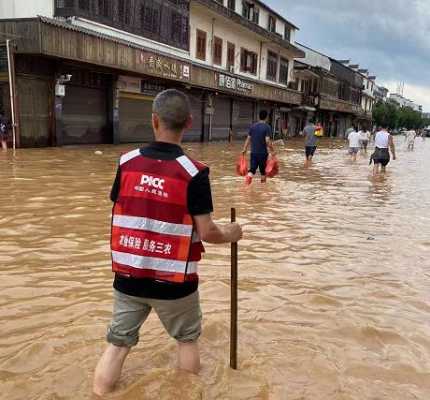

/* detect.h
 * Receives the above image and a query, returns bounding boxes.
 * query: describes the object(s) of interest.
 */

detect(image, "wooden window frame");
[228,0,236,11]
[227,42,235,71]
[213,36,223,66]
[240,48,258,75]
[266,50,278,82]
[284,26,291,42]
[279,57,289,85]
[196,29,207,61]
[268,15,276,33]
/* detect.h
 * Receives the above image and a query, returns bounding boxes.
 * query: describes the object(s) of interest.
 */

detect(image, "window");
[240,48,258,75]
[213,36,223,66]
[78,0,89,10]
[140,2,161,34]
[119,0,132,25]
[284,26,291,42]
[279,57,289,85]
[170,13,189,45]
[57,0,75,8]
[227,42,235,71]
[242,1,259,23]
[196,29,207,61]
[228,0,236,11]
[268,15,276,33]
[98,0,111,17]
[266,51,278,81]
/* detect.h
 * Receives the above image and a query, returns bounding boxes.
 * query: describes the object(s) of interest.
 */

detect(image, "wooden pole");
[230,207,238,370]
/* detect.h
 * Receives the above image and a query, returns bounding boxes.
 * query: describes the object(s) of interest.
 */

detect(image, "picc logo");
[140,175,165,190]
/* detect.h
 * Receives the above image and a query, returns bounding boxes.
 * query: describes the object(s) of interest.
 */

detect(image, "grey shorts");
[107,289,202,347]
[349,147,360,154]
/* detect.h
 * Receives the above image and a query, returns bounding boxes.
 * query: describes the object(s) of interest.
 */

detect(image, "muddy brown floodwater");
[0,137,430,400]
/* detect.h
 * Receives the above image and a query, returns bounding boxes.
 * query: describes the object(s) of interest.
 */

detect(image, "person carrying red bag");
[241,110,275,185]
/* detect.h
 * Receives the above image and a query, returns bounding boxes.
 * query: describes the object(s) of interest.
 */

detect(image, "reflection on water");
[1,138,430,400]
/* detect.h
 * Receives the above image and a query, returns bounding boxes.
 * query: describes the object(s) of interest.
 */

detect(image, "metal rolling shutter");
[211,96,231,140]
[62,86,110,145]
[232,99,254,139]
[17,76,51,147]
[119,94,154,143]
[184,92,203,142]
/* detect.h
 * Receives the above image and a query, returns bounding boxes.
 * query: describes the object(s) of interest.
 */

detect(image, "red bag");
[265,156,279,178]
[236,154,248,176]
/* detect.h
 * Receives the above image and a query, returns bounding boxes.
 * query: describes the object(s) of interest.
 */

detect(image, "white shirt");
[406,130,416,143]
[360,130,371,141]
[375,130,390,148]
[348,131,362,148]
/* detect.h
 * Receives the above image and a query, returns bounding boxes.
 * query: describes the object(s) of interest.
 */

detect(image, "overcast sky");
[265,0,430,112]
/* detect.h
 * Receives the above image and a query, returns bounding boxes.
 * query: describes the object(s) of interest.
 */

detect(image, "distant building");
[389,93,421,112]
[374,85,389,102]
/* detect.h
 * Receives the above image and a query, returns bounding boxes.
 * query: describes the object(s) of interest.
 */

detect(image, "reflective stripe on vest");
[112,250,198,275]
[113,215,193,237]
[111,151,205,283]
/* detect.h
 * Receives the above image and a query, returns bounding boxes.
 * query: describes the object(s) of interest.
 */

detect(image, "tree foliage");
[373,101,428,130]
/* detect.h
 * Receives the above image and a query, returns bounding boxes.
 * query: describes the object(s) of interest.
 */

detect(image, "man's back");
[249,122,271,154]
[304,124,317,147]
[348,131,361,148]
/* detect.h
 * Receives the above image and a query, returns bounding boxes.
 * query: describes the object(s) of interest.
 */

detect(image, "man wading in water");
[371,125,397,175]
[303,119,319,168]
[93,89,243,396]
[241,110,275,185]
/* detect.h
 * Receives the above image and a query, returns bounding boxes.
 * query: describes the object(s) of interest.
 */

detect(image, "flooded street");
[1,137,430,400]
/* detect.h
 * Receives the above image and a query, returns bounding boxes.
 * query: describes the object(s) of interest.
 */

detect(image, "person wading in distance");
[303,118,319,168]
[93,89,243,396]
[241,110,275,185]
[371,124,397,175]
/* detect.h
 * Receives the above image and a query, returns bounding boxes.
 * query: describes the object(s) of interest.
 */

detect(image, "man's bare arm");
[242,137,251,154]
[266,137,275,155]
[194,214,242,244]
[389,135,396,160]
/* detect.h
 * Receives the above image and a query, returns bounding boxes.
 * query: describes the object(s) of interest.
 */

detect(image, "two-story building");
[0,0,304,147]
[291,44,376,137]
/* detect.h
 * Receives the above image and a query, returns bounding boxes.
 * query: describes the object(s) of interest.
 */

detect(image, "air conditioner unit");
[229,65,235,73]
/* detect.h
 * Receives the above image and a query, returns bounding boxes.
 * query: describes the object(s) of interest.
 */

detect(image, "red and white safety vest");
[111,148,206,283]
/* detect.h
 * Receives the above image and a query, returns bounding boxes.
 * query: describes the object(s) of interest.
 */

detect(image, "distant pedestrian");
[405,130,416,151]
[345,126,354,139]
[303,119,319,168]
[242,110,275,185]
[347,126,361,162]
[359,127,371,153]
[370,125,397,175]
[0,112,8,150]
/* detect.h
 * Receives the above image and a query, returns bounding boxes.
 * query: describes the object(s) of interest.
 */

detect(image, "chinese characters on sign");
[217,73,254,94]
[138,52,191,81]
[119,235,172,255]
[134,184,169,199]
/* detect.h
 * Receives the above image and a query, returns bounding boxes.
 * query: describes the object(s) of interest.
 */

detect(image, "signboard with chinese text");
[117,76,142,93]
[216,73,254,94]
[137,52,191,81]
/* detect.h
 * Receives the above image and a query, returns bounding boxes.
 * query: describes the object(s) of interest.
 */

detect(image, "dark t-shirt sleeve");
[187,168,214,216]
[110,167,121,202]
[266,125,272,137]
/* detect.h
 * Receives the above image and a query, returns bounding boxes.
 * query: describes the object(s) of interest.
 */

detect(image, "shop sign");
[217,73,254,94]
[0,47,8,73]
[118,76,142,93]
[141,81,166,96]
[138,52,191,81]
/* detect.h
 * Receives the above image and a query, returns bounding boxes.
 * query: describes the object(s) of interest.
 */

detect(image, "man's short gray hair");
[152,89,191,133]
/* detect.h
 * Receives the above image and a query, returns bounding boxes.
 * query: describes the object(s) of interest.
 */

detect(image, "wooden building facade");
[0,16,303,147]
